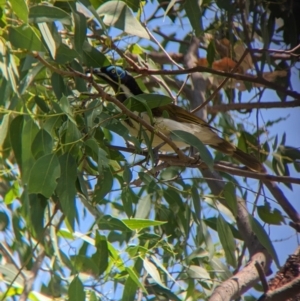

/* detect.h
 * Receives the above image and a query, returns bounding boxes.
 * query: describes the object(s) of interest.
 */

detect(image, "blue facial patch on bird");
[101,66,127,82]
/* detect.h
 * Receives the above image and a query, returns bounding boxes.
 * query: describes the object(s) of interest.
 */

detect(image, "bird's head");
[90,65,143,102]
[98,66,127,84]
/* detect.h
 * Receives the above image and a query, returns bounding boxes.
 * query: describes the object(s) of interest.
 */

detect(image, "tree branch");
[132,67,300,100]
[258,247,300,301]
[207,100,300,113]
[182,37,272,301]
[259,277,300,301]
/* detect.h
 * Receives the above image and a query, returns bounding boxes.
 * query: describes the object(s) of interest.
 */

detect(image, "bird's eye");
[111,69,116,74]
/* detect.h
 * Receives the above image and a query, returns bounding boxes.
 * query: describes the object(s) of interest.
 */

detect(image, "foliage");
[0,0,299,300]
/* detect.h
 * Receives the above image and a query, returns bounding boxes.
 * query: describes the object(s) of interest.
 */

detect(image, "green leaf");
[38,22,56,59]
[21,118,39,183]
[56,153,77,229]
[60,96,76,124]
[192,186,201,223]
[0,264,25,287]
[68,276,85,301]
[70,60,87,92]
[82,41,110,67]
[123,164,132,184]
[18,63,45,95]
[85,139,109,172]
[10,0,28,23]
[186,265,210,281]
[6,57,19,96]
[125,267,147,293]
[55,43,78,64]
[249,215,280,268]
[237,131,258,155]
[122,219,166,230]
[204,217,243,240]
[0,211,9,231]
[4,181,20,205]
[92,168,113,203]
[274,61,290,102]
[135,195,151,219]
[279,145,300,164]
[31,129,53,159]
[77,0,106,25]
[163,0,177,19]
[97,215,132,232]
[8,25,46,51]
[57,229,74,240]
[97,1,150,39]
[26,191,48,238]
[64,120,82,154]
[260,140,270,162]
[124,0,140,12]
[43,115,62,134]
[210,258,232,281]
[171,130,214,169]
[0,114,10,150]
[207,41,215,67]
[93,233,109,276]
[184,0,203,36]
[223,182,237,216]
[143,257,167,289]
[257,203,284,225]
[121,187,134,217]
[150,254,179,287]
[124,94,173,112]
[28,154,61,198]
[73,12,87,60]
[71,254,99,275]
[29,5,71,25]
[217,214,237,267]
[122,258,143,301]
[216,0,234,12]
[51,73,66,101]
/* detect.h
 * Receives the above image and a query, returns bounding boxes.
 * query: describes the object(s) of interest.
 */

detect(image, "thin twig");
[150,75,175,100]
[144,26,184,70]
[191,49,250,114]
[255,261,269,293]
[175,74,190,104]
[20,250,45,301]
[0,243,27,279]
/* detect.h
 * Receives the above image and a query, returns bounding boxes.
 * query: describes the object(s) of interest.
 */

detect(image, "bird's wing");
[152,104,218,131]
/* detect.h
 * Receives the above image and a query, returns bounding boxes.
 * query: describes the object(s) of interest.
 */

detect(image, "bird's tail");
[211,140,265,173]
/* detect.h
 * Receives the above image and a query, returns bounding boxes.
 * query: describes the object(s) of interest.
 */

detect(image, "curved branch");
[210,252,271,301]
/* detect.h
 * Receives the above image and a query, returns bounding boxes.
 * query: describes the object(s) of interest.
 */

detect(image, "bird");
[89,65,264,172]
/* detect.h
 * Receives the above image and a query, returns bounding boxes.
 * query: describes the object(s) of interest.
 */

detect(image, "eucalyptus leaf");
[97,1,150,39]
[28,154,61,198]
[171,130,214,170]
